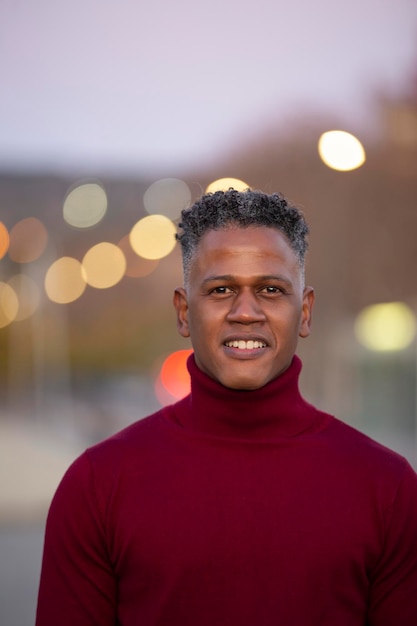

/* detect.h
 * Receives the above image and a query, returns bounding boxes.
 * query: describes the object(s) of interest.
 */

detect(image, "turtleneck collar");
[169,353,328,441]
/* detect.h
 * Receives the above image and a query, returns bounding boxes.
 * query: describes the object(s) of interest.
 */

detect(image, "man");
[36,189,417,625]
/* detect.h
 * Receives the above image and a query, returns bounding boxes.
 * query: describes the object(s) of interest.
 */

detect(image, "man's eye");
[262,286,282,294]
[211,286,231,294]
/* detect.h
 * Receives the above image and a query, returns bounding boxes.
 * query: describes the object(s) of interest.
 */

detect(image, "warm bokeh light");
[118,234,160,278]
[45,257,87,304]
[129,215,177,260]
[0,282,19,328]
[354,301,416,351]
[63,182,108,228]
[155,349,193,404]
[8,218,48,263]
[205,177,250,193]
[0,222,10,259]
[7,274,40,321]
[318,130,366,171]
[82,242,126,289]
[143,178,191,220]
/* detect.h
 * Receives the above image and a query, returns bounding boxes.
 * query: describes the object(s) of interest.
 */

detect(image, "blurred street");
[1,0,417,623]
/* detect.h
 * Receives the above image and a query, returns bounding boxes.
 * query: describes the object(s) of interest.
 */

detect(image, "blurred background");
[1,0,417,623]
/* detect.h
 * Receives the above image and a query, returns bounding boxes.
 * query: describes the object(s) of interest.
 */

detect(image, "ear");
[299,286,314,338]
[173,287,190,338]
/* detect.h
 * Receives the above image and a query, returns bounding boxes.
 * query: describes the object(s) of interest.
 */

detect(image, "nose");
[226,289,266,324]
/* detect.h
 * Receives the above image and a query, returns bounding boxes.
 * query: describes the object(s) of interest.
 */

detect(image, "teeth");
[225,340,266,349]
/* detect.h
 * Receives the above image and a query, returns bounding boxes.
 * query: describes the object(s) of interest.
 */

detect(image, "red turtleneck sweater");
[36,355,417,625]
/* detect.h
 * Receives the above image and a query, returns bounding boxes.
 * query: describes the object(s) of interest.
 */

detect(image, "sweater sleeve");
[368,460,417,625]
[35,451,117,626]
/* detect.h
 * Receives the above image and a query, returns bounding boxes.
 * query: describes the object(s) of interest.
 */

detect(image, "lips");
[224,339,267,350]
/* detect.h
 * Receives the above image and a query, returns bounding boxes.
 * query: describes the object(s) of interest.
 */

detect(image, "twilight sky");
[1,0,416,174]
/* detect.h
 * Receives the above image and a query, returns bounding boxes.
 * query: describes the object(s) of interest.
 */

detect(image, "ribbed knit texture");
[171,354,329,439]
[36,355,417,626]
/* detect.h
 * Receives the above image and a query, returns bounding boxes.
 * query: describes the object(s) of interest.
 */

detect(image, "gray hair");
[176,189,309,285]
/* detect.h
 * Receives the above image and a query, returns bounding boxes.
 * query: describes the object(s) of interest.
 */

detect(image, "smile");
[224,340,267,350]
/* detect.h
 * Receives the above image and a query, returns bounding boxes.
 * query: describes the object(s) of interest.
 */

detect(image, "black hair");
[176,188,309,283]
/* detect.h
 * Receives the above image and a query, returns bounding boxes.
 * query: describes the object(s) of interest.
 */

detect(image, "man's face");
[174,226,314,390]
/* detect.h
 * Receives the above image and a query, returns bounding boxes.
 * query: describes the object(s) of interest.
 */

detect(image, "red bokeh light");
[0,222,9,259]
[157,349,193,402]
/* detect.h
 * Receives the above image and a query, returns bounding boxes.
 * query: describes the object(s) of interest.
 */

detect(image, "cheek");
[187,311,208,340]
[190,303,220,327]
[188,310,220,347]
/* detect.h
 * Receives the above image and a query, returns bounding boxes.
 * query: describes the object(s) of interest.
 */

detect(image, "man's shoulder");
[87,406,169,458]
[57,407,172,493]
[323,415,415,479]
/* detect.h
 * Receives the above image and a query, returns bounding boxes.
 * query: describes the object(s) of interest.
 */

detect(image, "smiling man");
[174,225,313,390]
[36,189,417,625]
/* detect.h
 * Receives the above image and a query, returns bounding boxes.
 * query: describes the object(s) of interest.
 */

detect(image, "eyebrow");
[201,274,294,286]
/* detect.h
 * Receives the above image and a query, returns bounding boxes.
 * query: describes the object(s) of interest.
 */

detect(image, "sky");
[1,0,416,174]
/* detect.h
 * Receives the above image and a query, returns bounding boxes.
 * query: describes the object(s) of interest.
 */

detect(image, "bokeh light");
[45,257,86,304]
[143,178,191,219]
[318,130,366,171]
[8,218,48,263]
[154,349,193,404]
[63,182,108,228]
[205,177,250,193]
[0,282,19,328]
[0,222,10,259]
[129,215,177,260]
[7,274,40,321]
[118,234,160,278]
[82,242,126,289]
[354,301,416,351]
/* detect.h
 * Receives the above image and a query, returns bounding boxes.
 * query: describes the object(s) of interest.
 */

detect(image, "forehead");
[190,225,300,277]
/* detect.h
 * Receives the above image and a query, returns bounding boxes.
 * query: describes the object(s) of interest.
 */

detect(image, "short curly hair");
[176,188,309,285]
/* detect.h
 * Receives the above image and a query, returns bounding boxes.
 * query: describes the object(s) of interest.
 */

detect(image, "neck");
[171,354,323,440]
